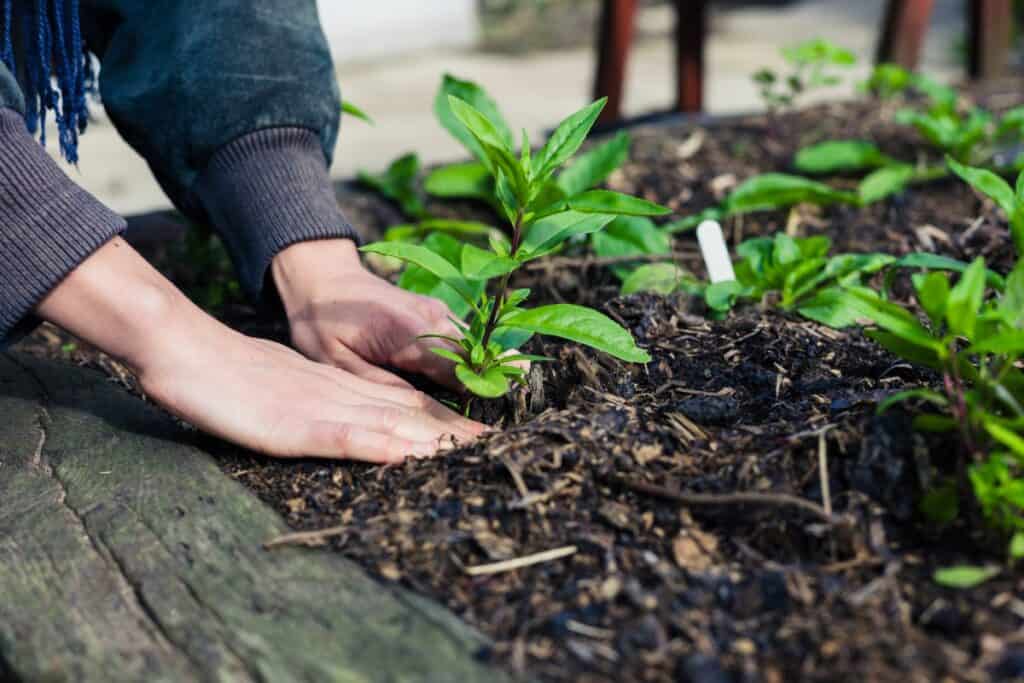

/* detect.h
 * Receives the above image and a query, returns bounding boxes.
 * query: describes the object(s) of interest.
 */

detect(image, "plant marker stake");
[697,220,736,283]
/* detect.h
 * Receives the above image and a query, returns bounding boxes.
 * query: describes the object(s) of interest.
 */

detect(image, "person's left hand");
[271,238,465,390]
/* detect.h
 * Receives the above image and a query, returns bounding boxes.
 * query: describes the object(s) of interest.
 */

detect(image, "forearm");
[34,237,217,374]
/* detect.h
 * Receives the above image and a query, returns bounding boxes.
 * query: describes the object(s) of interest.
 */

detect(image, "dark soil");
[16,82,1024,682]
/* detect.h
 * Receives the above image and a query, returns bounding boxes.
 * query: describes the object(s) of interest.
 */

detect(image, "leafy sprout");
[753,39,856,112]
[361,95,666,398]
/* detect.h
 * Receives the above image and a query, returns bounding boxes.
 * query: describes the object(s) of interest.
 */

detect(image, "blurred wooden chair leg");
[968,0,1013,79]
[594,0,639,124]
[876,0,935,70]
[674,0,707,113]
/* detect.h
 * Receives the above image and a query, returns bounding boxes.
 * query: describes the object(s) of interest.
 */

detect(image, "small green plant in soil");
[361,96,665,398]
[752,39,856,112]
[795,65,1024,199]
[663,169,918,236]
[852,257,1024,564]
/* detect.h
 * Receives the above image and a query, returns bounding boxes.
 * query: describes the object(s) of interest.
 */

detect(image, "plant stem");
[479,210,524,355]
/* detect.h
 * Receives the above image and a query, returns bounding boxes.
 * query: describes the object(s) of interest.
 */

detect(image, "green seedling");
[357,153,427,219]
[361,96,666,398]
[753,39,856,112]
[852,257,1024,559]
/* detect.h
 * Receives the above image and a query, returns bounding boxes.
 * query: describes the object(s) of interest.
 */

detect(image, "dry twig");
[464,545,578,576]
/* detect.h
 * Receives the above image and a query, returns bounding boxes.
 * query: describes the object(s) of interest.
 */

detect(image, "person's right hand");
[36,237,485,464]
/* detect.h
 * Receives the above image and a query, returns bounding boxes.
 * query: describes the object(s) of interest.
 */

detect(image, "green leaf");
[916,271,951,326]
[533,98,607,180]
[429,348,467,364]
[620,262,702,296]
[456,364,510,398]
[705,280,746,313]
[342,100,373,124]
[394,233,484,318]
[362,240,479,309]
[725,173,858,214]
[985,420,1024,457]
[893,252,1005,290]
[520,211,615,256]
[424,162,495,202]
[357,153,425,218]
[1010,532,1024,559]
[945,257,986,338]
[500,304,651,363]
[796,286,879,328]
[435,74,512,163]
[877,388,949,414]
[858,164,914,205]
[489,327,534,351]
[867,329,943,369]
[933,565,1000,588]
[591,216,671,280]
[460,243,519,280]
[913,414,958,432]
[1002,260,1024,326]
[447,96,527,199]
[557,131,631,197]
[967,331,1024,355]
[567,190,670,216]
[794,140,892,174]
[947,156,1017,217]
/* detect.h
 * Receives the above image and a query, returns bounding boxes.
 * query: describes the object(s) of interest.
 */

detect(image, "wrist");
[270,238,363,316]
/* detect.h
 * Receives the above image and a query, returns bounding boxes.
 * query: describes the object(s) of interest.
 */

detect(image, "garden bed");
[16,82,1024,682]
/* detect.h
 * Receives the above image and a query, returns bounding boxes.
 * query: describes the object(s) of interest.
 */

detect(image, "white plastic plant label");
[696,220,736,284]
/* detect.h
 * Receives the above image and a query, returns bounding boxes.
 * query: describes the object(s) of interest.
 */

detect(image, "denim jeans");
[0,0,341,210]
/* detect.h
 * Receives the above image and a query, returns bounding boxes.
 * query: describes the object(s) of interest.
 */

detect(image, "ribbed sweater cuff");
[193,128,358,302]
[0,108,126,345]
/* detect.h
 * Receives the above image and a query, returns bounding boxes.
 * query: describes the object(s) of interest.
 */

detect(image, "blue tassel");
[1,0,90,164]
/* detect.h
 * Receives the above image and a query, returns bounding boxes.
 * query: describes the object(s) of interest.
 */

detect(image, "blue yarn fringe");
[1,0,91,163]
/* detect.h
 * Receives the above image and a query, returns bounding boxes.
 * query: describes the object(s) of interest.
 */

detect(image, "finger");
[311,402,482,444]
[292,420,440,464]
[390,341,463,391]
[326,344,414,389]
[297,358,488,435]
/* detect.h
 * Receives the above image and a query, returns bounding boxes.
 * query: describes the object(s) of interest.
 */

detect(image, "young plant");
[361,96,666,397]
[852,258,1024,559]
[357,153,427,219]
[752,39,856,112]
[700,234,898,324]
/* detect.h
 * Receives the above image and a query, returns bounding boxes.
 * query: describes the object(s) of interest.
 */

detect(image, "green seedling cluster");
[361,95,667,398]
[753,39,857,112]
[789,64,1024,207]
[854,257,1024,566]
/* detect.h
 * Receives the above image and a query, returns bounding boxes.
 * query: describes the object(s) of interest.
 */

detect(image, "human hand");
[37,238,485,463]
[271,239,465,390]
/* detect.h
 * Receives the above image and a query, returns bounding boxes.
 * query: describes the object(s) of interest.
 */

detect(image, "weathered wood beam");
[0,353,501,682]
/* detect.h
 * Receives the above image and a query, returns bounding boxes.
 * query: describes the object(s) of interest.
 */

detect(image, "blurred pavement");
[51,0,964,216]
